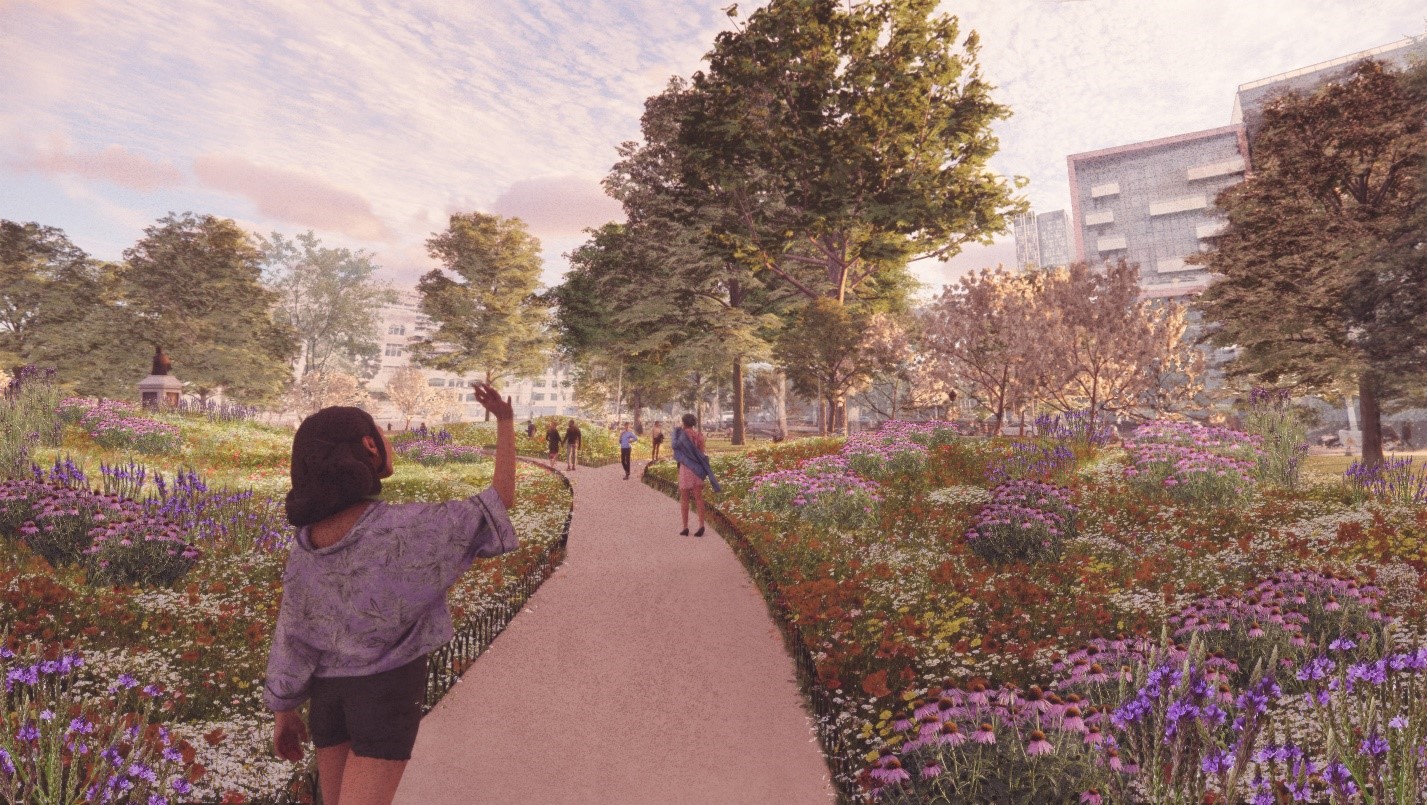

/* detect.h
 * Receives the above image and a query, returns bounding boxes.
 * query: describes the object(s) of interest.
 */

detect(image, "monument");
[138,345,183,408]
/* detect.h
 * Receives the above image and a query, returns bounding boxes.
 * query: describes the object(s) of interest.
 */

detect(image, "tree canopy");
[1195,58,1427,464]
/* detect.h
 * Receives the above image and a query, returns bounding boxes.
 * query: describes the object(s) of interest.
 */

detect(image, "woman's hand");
[273,710,308,762]
[471,382,514,421]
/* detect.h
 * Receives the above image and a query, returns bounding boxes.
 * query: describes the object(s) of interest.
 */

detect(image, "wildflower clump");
[965,480,1076,564]
[0,645,201,804]
[60,398,182,455]
[749,454,881,530]
[1345,457,1427,506]
[1122,420,1260,505]
[1242,386,1310,488]
[868,680,1120,804]
[395,428,486,465]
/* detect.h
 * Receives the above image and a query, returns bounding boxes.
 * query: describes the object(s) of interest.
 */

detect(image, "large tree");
[115,213,296,403]
[412,213,552,417]
[665,0,1024,427]
[1195,59,1427,465]
[0,221,101,371]
[260,231,396,380]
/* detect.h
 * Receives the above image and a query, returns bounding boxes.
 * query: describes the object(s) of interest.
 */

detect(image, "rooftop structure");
[1012,209,1071,270]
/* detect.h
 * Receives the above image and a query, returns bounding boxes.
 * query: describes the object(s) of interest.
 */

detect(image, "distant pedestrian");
[619,422,637,479]
[546,421,561,468]
[673,413,720,537]
[564,419,582,470]
[526,418,536,439]
[650,421,665,463]
[1404,421,1414,449]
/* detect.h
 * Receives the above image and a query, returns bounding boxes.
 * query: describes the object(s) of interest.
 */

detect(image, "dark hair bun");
[285,406,383,527]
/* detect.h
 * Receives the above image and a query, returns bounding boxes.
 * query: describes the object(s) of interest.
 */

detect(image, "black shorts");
[309,654,428,760]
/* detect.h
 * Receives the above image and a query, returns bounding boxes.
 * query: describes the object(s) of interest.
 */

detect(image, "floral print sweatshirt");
[263,488,517,712]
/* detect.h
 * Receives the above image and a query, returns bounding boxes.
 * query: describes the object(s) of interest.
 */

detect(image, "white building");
[369,291,581,427]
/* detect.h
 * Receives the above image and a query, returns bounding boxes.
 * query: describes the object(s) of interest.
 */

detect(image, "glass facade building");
[1012,209,1070,270]
[1067,126,1248,297]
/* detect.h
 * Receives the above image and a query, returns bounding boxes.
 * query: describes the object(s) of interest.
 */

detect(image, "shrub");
[394,428,487,465]
[964,480,1076,564]
[1122,421,1260,505]
[1034,409,1116,448]
[63,399,182,455]
[985,440,1076,485]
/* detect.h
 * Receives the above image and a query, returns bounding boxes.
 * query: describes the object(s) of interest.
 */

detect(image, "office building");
[1012,209,1071,270]
[370,291,579,426]
[1067,125,1248,297]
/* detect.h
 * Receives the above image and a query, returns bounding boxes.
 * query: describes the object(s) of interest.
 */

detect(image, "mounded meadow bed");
[647,421,1427,803]
[1,400,571,804]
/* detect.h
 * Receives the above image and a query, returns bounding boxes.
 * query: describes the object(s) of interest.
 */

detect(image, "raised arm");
[472,383,516,510]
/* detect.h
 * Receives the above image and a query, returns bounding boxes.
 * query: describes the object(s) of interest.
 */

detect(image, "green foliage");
[113,212,298,403]
[413,212,553,388]
[1241,390,1312,488]
[0,366,61,479]
[0,221,100,372]
[260,230,396,380]
[1196,59,1427,464]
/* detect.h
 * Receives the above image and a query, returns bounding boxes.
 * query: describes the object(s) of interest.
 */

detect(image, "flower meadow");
[646,417,1427,802]
[1,390,572,803]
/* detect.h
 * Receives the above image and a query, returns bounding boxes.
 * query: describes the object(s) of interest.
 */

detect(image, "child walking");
[265,383,517,805]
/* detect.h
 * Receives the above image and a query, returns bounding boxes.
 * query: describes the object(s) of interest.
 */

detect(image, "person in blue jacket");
[672,413,720,536]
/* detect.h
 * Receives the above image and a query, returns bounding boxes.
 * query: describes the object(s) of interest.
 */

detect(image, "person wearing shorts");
[672,413,721,537]
[265,386,518,805]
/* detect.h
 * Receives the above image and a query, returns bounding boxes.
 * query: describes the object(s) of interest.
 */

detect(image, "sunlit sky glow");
[2,0,1423,293]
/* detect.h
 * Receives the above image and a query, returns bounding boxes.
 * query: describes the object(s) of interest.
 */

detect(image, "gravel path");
[394,460,836,805]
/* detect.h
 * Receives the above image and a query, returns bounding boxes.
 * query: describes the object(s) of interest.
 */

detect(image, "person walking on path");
[672,413,720,537]
[564,419,582,471]
[619,422,637,480]
[545,421,561,469]
[525,417,536,440]
[649,421,664,463]
[265,384,518,805]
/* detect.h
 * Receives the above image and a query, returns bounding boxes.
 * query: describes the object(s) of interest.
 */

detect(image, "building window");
[414,319,430,332]
[387,324,405,335]
[532,393,546,402]
[427,378,445,387]
[384,344,405,357]
[534,379,546,388]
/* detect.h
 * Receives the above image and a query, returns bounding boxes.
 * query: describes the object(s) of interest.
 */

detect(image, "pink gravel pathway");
[393,460,836,805]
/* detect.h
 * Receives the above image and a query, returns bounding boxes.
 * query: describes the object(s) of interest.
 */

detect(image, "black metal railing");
[641,468,860,804]
[266,459,574,805]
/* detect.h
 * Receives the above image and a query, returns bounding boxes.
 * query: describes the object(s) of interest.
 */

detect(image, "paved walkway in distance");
[394,460,836,805]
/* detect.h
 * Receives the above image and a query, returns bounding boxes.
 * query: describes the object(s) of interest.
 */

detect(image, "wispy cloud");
[490,176,624,239]
[9,140,183,191]
[0,0,1422,289]
[193,154,392,242]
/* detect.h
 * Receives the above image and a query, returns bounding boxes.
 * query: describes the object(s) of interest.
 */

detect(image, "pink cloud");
[9,142,183,192]
[488,175,624,237]
[193,154,391,241]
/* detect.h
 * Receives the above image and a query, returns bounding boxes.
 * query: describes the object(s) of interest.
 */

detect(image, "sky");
[2,0,1424,296]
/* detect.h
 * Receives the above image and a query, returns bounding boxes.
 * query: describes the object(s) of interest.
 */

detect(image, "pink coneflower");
[1061,706,1086,733]
[913,697,939,721]
[1026,730,1054,756]
[893,711,915,732]
[920,763,941,780]
[936,696,964,721]
[1248,622,1265,638]
[1024,685,1051,712]
[1084,663,1110,684]
[869,755,911,785]
[1216,683,1234,704]
[1324,597,1341,612]
[966,680,990,706]
[1084,725,1107,745]
[973,722,997,744]
[918,715,942,740]
[1081,790,1103,805]
[937,721,967,747]
[1107,748,1126,773]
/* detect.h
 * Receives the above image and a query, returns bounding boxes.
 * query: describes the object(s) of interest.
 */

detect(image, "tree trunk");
[774,369,788,440]
[484,369,493,421]
[1360,370,1384,467]
[614,363,624,425]
[632,387,644,434]
[710,381,722,433]
[732,358,745,446]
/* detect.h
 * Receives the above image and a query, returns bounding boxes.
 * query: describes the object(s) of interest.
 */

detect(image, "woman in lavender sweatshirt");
[265,382,518,805]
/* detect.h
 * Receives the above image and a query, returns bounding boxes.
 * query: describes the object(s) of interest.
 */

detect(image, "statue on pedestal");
[152,345,172,376]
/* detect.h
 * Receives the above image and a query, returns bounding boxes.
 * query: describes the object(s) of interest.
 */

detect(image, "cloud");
[489,175,624,238]
[8,141,183,191]
[192,154,392,242]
